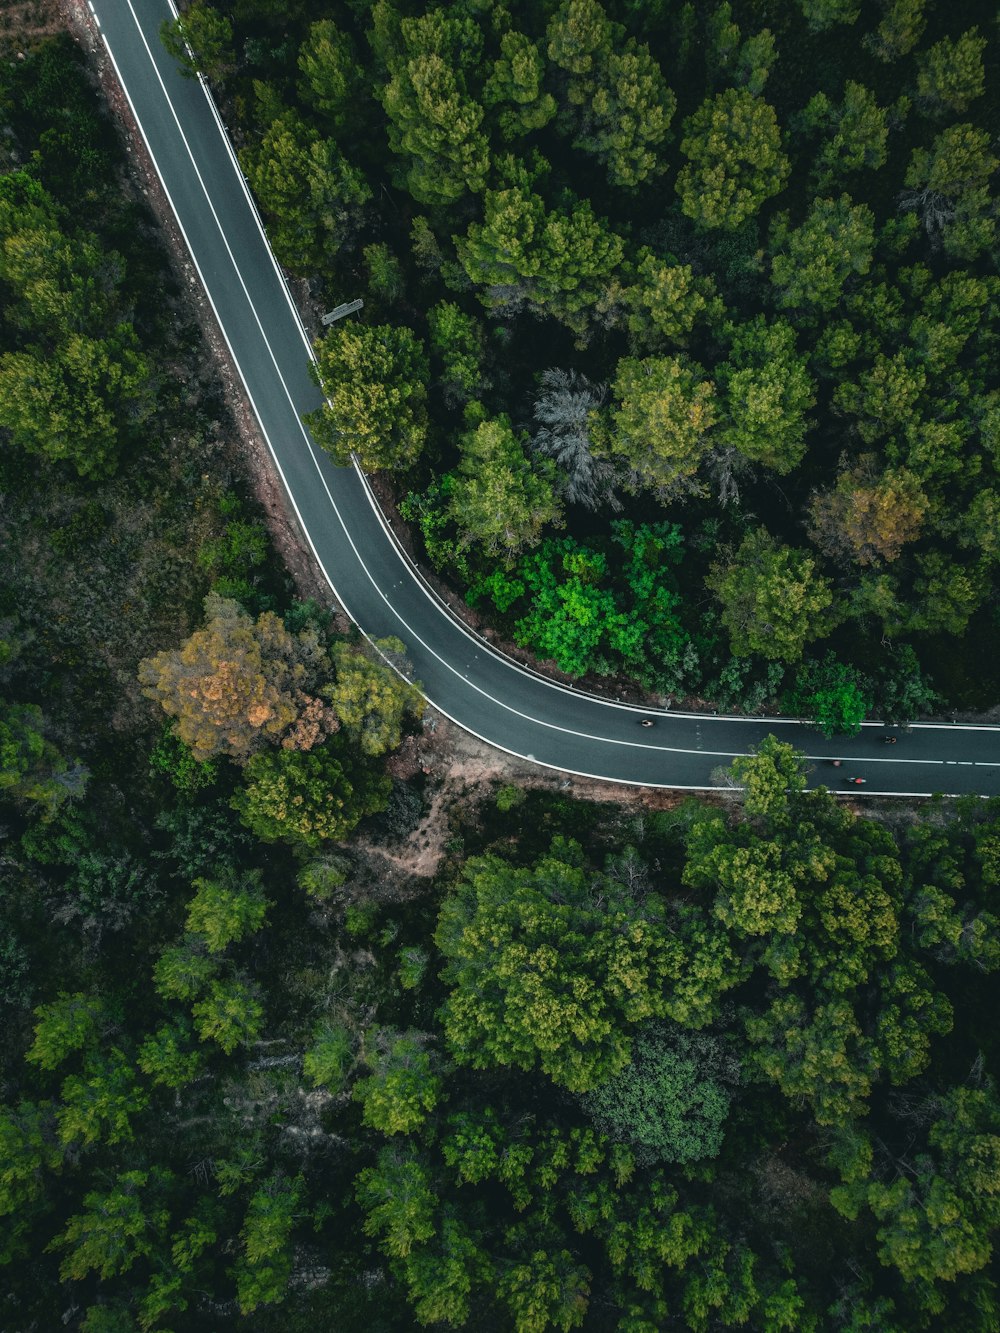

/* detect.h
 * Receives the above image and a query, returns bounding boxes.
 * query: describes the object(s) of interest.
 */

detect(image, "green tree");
[484,30,556,141]
[624,249,723,348]
[804,82,891,187]
[326,640,423,758]
[834,351,926,444]
[546,0,614,107]
[240,112,371,272]
[232,741,390,848]
[716,317,815,473]
[136,1020,204,1090]
[575,40,676,188]
[0,329,153,479]
[427,301,485,406]
[435,843,674,1091]
[581,1027,734,1165]
[56,1049,149,1149]
[306,322,429,470]
[0,1101,61,1236]
[297,19,361,134]
[25,991,104,1072]
[797,0,860,31]
[916,28,986,115]
[867,0,927,62]
[455,185,624,340]
[184,869,269,953]
[303,1020,354,1090]
[448,414,562,558]
[355,1031,442,1134]
[902,123,998,260]
[49,1170,169,1281]
[233,1176,302,1313]
[0,171,123,339]
[708,529,837,661]
[191,978,264,1054]
[379,10,489,205]
[771,195,875,313]
[907,551,982,636]
[153,937,218,1003]
[356,1144,437,1259]
[785,654,872,738]
[498,1247,591,1333]
[676,89,789,230]
[601,354,717,495]
[160,2,234,81]
[0,700,83,811]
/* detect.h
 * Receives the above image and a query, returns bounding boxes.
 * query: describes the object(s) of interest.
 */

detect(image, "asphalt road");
[89,0,1000,797]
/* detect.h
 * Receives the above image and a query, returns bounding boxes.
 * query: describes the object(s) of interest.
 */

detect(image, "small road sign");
[321,298,364,325]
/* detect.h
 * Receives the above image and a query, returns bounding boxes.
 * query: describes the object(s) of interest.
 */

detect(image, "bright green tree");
[297,19,361,133]
[484,29,556,140]
[240,112,371,272]
[184,869,269,954]
[307,322,428,471]
[25,991,105,1072]
[355,1031,442,1135]
[602,354,717,494]
[435,843,674,1092]
[233,1176,302,1313]
[160,2,234,81]
[575,40,676,188]
[716,317,815,472]
[708,529,837,661]
[380,10,489,205]
[427,302,485,406]
[676,89,789,230]
[448,414,562,558]
[326,640,423,758]
[771,195,875,313]
[191,978,264,1054]
[785,654,872,738]
[0,330,153,479]
[233,740,389,848]
[916,28,986,115]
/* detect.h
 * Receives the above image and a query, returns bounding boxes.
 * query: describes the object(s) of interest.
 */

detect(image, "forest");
[0,4,998,1332]
[161,0,1000,727]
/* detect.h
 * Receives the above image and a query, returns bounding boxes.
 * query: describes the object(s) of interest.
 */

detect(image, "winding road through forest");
[89,0,1000,796]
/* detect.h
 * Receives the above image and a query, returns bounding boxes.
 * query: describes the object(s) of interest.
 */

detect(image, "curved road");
[90,0,1000,797]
